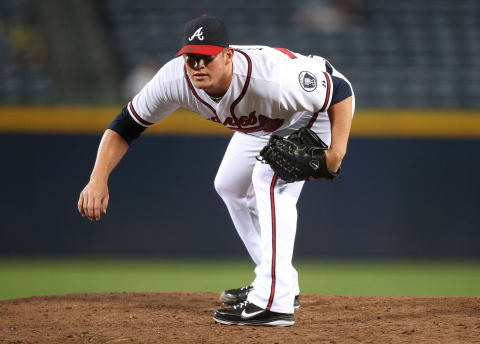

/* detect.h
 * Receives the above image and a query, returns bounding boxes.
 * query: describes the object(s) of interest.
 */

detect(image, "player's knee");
[214,174,229,198]
[214,173,241,200]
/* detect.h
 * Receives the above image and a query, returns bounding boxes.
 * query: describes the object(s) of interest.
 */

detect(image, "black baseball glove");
[257,127,341,183]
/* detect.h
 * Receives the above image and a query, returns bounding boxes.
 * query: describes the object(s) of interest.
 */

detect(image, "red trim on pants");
[266,173,278,310]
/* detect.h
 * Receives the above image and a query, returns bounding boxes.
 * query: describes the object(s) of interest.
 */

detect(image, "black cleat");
[294,294,300,309]
[214,301,294,326]
[219,285,254,305]
[220,285,301,309]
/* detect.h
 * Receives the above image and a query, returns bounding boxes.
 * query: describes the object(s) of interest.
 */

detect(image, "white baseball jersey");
[127,45,337,137]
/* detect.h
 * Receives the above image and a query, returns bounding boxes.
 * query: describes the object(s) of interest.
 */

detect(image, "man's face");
[183,50,231,90]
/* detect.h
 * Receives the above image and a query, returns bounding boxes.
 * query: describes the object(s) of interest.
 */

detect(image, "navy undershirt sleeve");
[331,76,352,105]
[108,105,147,145]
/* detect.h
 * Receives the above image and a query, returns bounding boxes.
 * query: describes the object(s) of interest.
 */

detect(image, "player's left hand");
[325,149,343,174]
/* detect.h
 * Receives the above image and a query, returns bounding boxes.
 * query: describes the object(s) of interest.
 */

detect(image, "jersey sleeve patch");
[331,76,353,105]
[298,71,317,92]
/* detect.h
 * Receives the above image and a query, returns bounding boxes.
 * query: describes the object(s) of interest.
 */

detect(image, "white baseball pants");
[214,66,355,313]
[214,130,312,314]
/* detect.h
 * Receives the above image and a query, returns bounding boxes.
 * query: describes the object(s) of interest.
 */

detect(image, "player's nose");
[195,59,207,69]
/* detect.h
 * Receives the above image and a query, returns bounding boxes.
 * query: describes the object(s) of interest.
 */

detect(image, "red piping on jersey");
[320,72,332,112]
[183,66,219,121]
[129,102,153,126]
[229,49,252,128]
[266,173,278,311]
[307,111,320,129]
[273,47,297,59]
[307,71,332,128]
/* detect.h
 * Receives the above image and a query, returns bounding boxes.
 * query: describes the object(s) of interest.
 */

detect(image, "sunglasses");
[184,54,218,69]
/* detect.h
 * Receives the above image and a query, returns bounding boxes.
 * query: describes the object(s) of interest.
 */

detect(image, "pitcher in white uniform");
[77,15,355,327]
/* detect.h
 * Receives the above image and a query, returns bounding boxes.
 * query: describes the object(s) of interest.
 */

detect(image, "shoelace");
[233,300,249,310]
[241,286,253,292]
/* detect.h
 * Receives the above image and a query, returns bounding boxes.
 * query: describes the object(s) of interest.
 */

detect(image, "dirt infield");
[1,292,479,343]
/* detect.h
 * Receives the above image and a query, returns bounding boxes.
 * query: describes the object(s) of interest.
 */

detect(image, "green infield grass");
[0,258,479,300]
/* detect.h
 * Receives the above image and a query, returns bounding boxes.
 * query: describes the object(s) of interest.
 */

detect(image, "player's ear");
[224,48,234,63]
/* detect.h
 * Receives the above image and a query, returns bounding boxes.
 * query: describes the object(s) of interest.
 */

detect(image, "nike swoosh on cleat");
[241,309,264,319]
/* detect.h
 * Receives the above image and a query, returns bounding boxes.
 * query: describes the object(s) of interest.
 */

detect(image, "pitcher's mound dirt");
[1,292,479,343]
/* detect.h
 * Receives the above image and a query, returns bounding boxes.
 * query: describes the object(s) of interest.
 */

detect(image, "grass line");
[0,259,479,300]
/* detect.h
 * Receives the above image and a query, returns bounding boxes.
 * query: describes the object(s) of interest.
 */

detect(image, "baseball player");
[77,15,354,327]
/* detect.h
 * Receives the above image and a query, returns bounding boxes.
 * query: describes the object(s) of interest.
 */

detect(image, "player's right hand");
[78,178,110,221]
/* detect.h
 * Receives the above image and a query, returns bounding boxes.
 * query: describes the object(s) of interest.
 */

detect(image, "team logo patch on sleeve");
[298,71,317,92]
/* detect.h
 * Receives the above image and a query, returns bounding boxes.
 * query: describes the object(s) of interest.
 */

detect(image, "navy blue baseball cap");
[176,15,229,56]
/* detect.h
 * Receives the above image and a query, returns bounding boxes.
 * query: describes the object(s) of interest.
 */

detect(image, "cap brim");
[175,45,224,57]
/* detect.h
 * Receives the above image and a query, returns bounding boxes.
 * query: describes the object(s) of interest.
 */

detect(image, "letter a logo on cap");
[188,27,204,41]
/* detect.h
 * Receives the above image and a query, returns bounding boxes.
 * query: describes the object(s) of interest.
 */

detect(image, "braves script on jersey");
[127,45,334,136]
